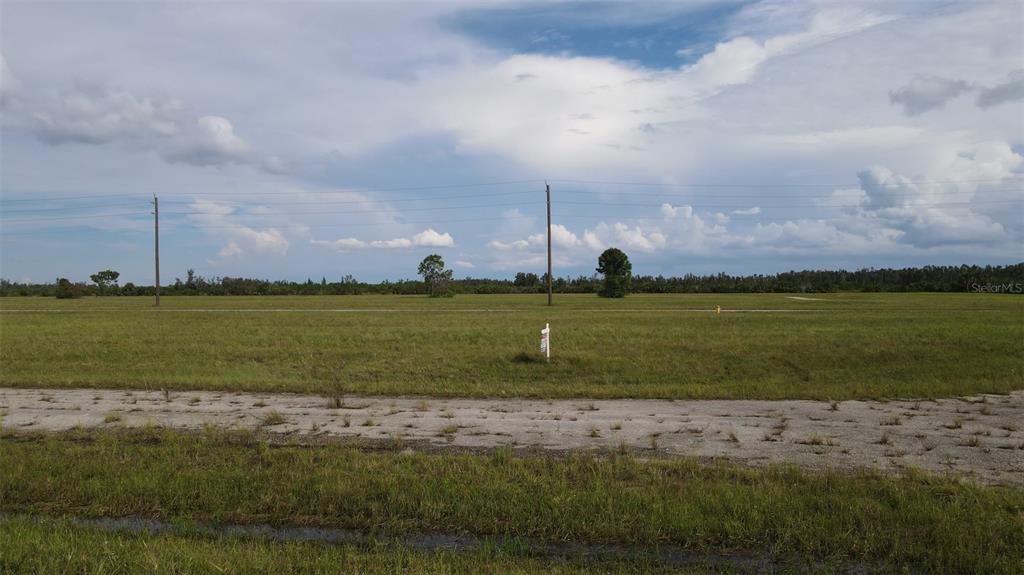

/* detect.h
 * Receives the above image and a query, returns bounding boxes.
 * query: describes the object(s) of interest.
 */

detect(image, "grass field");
[1,293,1021,400]
[2,428,1021,573]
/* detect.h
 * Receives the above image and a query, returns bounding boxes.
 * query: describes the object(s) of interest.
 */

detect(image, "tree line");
[3,262,1021,297]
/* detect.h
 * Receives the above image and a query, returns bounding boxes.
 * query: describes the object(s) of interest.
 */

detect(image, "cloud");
[747,142,1022,252]
[311,236,368,249]
[370,237,412,248]
[188,199,290,257]
[31,85,182,145]
[488,239,531,251]
[889,76,970,116]
[311,228,455,252]
[732,207,761,215]
[217,241,242,258]
[977,70,1024,109]
[411,228,455,247]
[4,73,281,173]
[161,115,250,167]
[455,259,474,268]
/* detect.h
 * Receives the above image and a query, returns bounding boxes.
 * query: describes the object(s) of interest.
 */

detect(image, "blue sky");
[1,0,1022,284]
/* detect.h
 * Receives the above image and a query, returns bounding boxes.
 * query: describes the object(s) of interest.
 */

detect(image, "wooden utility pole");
[152,195,160,307]
[546,182,552,306]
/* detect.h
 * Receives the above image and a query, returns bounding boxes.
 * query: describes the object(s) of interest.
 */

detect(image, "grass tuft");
[261,411,286,427]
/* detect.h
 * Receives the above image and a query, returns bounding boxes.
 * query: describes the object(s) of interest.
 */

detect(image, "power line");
[2,196,1022,225]
[0,179,547,203]
[0,214,539,235]
[547,177,1023,188]
[0,190,537,214]
[3,175,1020,203]
[6,185,1021,214]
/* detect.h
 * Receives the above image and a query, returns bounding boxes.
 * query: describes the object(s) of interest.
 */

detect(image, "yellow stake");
[716,305,721,315]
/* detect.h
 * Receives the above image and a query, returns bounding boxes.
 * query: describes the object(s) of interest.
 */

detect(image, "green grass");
[0,517,679,575]
[1,293,1021,400]
[1,429,1021,573]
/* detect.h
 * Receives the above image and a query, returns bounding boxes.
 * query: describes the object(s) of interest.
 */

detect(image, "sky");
[1,0,1022,284]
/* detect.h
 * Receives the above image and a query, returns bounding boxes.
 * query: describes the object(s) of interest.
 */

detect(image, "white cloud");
[217,241,242,258]
[732,207,762,215]
[488,239,531,251]
[162,115,250,167]
[310,238,366,251]
[455,259,474,268]
[370,237,413,249]
[312,228,455,252]
[411,228,455,247]
[188,199,290,257]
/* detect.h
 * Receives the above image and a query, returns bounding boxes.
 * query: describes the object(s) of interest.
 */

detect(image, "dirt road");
[2,387,1021,485]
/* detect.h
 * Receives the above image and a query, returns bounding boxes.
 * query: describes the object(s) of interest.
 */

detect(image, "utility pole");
[152,195,160,307]
[546,182,552,306]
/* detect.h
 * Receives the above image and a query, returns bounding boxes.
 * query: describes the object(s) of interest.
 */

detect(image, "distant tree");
[418,254,454,297]
[513,272,540,288]
[122,282,138,296]
[89,270,120,296]
[596,248,632,298]
[55,278,83,299]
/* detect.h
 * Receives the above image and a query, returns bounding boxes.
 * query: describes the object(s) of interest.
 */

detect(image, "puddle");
[1,513,883,572]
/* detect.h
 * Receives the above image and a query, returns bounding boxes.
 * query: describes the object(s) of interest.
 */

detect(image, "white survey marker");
[540,323,550,361]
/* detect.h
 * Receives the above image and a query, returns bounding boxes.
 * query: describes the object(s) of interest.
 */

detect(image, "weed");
[326,396,345,409]
[389,433,406,450]
[611,422,622,431]
[945,417,963,430]
[361,418,375,427]
[800,434,835,446]
[881,416,902,426]
[103,412,122,424]
[441,424,458,435]
[261,411,286,427]
[877,433,890,445]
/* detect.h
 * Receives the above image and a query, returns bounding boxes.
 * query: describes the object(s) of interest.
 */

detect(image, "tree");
[89,269,120,296]
[596,248,632,298]
[55,278,83,299]
[513,272,540,288]
[417,254,454,297]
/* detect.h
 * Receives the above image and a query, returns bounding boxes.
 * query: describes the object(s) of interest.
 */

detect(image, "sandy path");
[2,388,1021,485]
